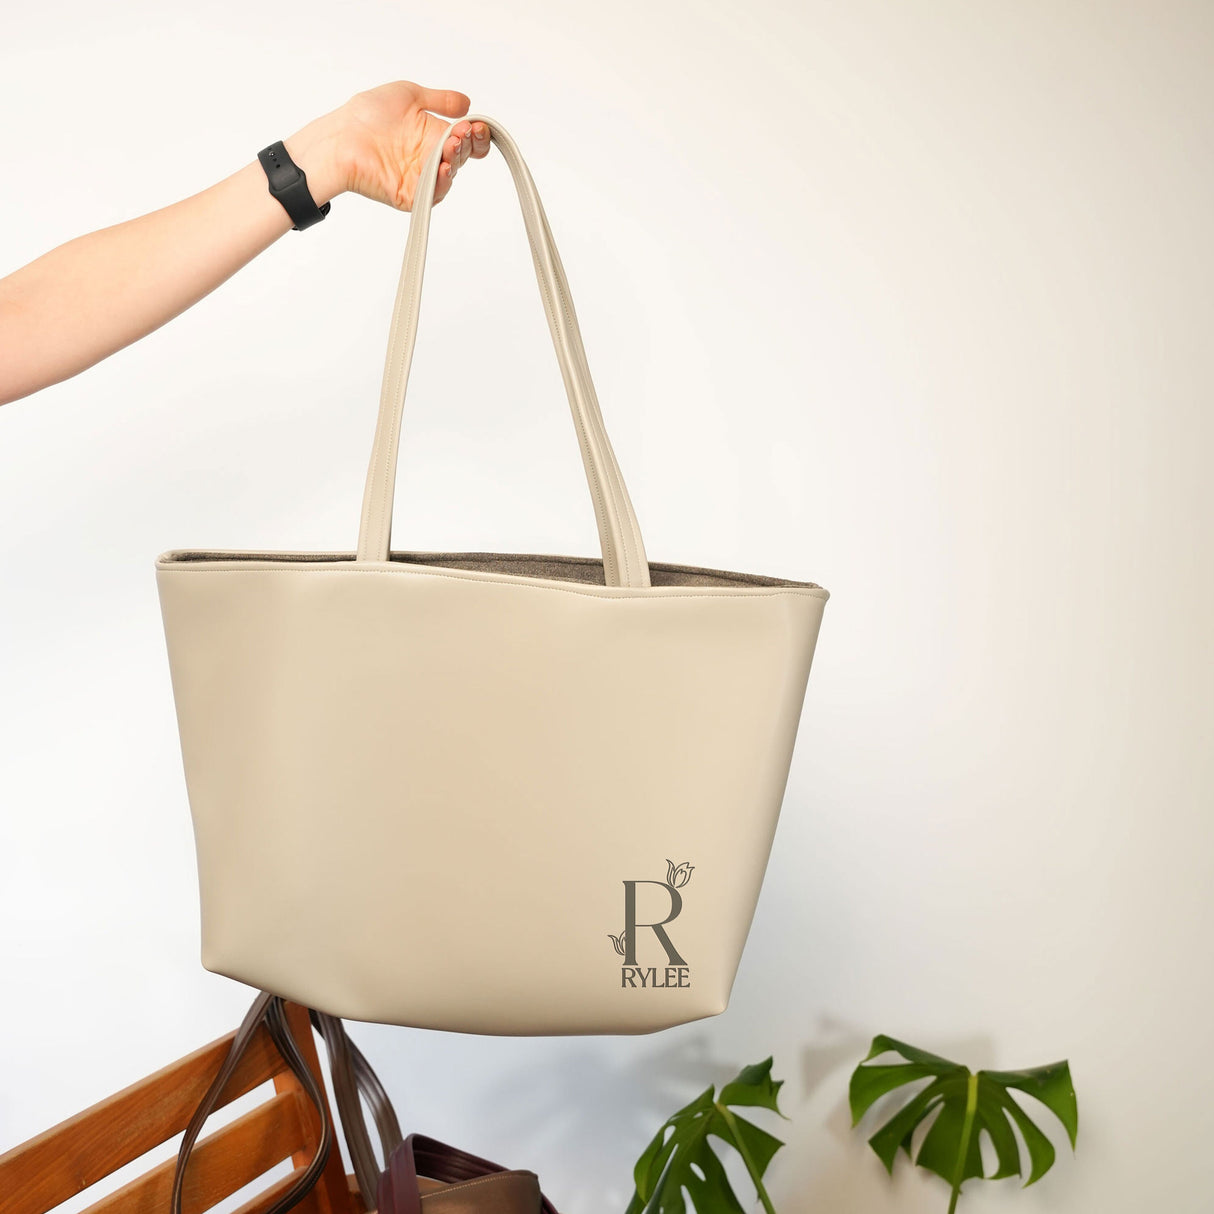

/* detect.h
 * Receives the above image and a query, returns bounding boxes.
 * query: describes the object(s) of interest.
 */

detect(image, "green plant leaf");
[860,1034,963,1071]
[865,1077,950,1173]
[626,1058,785,1214]
[719,1059,786,1115]
[849,1037,1078,1210]
[850,1062,950,1122]
[982,1065,1079,1150]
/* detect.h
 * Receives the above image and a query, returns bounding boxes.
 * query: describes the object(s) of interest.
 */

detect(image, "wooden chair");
[0,1001,364,1214]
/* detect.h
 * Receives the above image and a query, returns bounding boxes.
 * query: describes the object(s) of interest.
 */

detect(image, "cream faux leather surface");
[155,116,829,1035]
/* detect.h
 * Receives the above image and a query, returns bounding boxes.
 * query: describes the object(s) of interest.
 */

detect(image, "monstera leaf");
[626,1058,786,1214]
[849,1035,1078,1213]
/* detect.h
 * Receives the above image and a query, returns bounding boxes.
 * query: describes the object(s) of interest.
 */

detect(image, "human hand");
[0,82,491,407]
[287,81,491,212]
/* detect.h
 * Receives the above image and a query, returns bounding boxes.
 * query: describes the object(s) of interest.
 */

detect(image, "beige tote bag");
[155,115,829,1035]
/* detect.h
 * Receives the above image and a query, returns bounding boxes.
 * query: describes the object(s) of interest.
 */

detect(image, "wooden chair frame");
[0,1001,364,1214]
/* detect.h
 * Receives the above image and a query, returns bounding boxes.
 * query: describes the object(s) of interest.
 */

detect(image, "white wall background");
[2,1,1211,1210]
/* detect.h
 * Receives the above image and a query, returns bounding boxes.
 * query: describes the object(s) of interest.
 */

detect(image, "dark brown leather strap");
[310,1010,402,1210]
[171,992,333,1214]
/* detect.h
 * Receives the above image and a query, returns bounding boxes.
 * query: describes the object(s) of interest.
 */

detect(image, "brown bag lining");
[165,549,823,590]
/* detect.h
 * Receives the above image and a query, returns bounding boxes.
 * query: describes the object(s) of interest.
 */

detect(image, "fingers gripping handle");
[355,114,651,588]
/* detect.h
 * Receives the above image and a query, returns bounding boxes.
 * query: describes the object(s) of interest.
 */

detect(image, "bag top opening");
[162,549,824,591]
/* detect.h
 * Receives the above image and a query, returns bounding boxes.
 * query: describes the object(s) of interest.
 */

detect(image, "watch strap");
[258,140,331,231]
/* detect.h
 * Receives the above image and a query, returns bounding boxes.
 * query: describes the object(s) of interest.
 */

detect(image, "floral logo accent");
[666,860,694,889]
[608,931,627,957]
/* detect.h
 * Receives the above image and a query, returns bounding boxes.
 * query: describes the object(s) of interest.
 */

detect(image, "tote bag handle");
[356,114,652,589]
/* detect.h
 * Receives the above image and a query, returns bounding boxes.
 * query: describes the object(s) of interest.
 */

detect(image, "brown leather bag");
[173,991,559,1213]
[379,1134,557,1214]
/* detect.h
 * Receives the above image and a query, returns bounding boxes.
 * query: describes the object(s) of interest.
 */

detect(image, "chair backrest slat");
[79,1088,304,1214]
[0,1001,358,1214]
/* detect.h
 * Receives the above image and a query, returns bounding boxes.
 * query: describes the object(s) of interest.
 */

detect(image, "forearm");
[0,113,347,408]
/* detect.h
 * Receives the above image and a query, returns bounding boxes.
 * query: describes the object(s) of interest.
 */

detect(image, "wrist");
[281,111,349,209]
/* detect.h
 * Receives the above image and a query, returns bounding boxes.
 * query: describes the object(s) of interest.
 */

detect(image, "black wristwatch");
[257,141,331,231]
